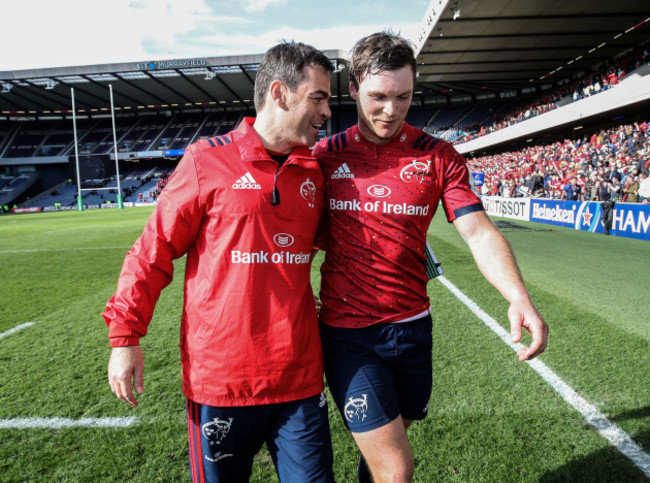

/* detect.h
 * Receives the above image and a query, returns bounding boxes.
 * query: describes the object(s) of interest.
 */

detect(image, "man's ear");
[269,80,288,110]
[349,79,358,101]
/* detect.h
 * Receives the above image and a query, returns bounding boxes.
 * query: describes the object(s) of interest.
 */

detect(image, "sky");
[1,0,430,71]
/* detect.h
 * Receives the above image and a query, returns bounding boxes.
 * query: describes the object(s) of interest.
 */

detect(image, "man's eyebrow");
[367,88,413,97]
[310,89,331,99]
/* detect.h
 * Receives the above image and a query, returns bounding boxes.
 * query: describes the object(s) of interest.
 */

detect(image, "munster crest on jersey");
[300,178,316,208]
[400,159,431,183]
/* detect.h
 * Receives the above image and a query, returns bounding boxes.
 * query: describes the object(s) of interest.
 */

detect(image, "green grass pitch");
[1,207,648,482]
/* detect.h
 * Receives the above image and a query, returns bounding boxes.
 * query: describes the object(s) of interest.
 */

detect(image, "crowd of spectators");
[467,121,650,204]
[139,174,169,202]
[453,44,650,144]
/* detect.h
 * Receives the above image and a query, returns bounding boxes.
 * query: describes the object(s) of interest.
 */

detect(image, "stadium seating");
[2,42,648,210]
[0,111,252,161]
[0,174,40,205]
[454,45,650,145]
[468,120,650,202]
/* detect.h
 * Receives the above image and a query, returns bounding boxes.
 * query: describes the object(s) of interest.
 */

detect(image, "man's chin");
[307,134,320,147]
[375,130,399,142]
[374,124,401,140]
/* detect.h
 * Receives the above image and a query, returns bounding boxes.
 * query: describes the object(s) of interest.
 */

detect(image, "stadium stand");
[19,164,176,208]
[26,180,78,208]
[455,44,650,144]
[1,2,649,214]
[467,120,650,203]
[0,173,40,206]
[3,80,649,210]
[0,111,249,161]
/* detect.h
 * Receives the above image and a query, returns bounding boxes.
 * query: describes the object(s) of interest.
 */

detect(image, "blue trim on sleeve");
[423,137,440,151]
[334,133,341,150]
[206,136,232,147]
[453,202,484,219]
[413,132,429,150]
[327,135,334,152]
[412,131,441,152]
[324,132,348,152]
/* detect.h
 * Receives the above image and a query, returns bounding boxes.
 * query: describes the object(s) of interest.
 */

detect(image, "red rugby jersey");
[313,123,483,328]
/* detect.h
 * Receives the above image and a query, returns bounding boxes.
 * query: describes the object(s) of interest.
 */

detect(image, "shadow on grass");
[612,406,650,422]
[540,410,650,483]
[612,406,650,450]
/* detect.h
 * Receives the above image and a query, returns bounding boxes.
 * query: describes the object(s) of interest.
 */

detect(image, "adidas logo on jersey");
[331,163,355,179]
[232,172,261,190]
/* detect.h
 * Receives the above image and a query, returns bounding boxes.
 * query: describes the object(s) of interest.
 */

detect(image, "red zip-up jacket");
[103,118,326,407]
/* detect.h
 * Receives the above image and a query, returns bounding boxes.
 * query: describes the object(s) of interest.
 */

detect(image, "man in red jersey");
[313,32,549,483]
[103,42,334,483]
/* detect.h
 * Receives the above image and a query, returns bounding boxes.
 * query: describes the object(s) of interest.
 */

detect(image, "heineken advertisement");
[481,196,650,241]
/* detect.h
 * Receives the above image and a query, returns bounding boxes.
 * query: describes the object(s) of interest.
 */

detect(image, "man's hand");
[508,300,549,361]
[314,294,322,314]
[453,211,549,362]
[107,345,144,407]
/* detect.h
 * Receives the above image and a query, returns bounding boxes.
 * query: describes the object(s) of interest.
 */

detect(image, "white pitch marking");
[0,322,34,340]
[0,323,138,430]
[43,224,101,233]
[437,275,650,479]
[0,246,130,254]
[0,417,138,429]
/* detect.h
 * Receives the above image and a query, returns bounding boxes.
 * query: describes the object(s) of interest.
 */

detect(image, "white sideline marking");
[43,224,101,233]
[437,275,650,478]
[0,322,34,340]
[0,246,130,254]
[0,417,138,429]
[0,322,138,431]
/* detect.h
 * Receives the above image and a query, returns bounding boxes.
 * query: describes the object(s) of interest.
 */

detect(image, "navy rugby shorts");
[320,313,433,433]
[186,393,334,482]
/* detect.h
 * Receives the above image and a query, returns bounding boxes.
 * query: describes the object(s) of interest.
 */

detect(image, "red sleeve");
[439,143,484,222]
[102,147,204,346]
[311,138,326,158]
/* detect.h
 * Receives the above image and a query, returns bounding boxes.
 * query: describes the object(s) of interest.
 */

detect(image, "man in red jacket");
[103,42,334,483]
[314,32,548,483]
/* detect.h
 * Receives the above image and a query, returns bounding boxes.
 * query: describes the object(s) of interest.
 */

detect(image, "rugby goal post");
[71,85,123,211]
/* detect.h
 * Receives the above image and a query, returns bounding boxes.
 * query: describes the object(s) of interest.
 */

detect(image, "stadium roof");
[1,0,649,117]
[0,51,348,116]
[412,0,650,104]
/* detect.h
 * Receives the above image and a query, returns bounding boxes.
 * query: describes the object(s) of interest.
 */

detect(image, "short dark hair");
[349,31,416,90]
[254,41,333,111]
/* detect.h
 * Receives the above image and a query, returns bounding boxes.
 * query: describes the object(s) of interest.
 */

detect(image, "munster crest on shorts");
[202,417,233,445]
[344,394,368,423]
[202,417,235,462]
